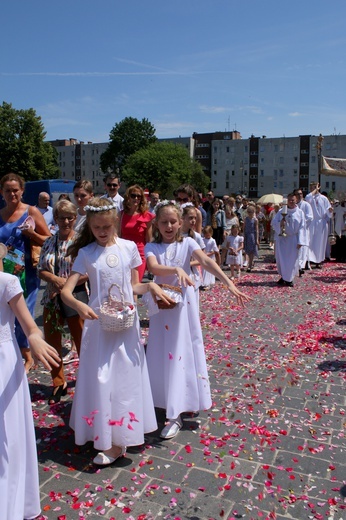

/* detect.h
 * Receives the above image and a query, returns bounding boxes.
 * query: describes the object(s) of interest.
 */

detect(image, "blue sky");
[1,1,346,144]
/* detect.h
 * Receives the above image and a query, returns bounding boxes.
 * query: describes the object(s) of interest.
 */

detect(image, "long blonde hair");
[153,201,183,243]
[67,197,117,258]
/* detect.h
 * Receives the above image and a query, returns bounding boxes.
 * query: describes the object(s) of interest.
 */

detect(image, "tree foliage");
[100,116,157,174]
[0,102,59,181]
[122,141,209,198]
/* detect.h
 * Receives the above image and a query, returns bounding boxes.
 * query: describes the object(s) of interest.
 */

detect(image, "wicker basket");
[157,284,183,310]
[99,283,136,332]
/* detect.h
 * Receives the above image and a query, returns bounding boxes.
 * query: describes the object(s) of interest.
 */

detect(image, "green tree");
[122,141,209,198]
[100,116,157,174]
[0,102,59,181]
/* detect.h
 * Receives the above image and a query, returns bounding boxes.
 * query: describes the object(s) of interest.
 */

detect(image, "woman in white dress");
[0,261,59,519]
[144,201,251,440]
[61,197,174,466]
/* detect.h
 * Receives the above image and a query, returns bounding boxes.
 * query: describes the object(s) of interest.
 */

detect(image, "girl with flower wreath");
[61,197,174,466]
[144,200,251,440]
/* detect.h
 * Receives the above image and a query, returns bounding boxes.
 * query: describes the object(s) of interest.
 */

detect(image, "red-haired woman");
[118,185,154,281]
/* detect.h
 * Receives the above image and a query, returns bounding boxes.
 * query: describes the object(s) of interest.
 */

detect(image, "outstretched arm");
[192,249,252,307]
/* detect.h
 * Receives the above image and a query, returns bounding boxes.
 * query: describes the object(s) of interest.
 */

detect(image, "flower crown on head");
[180,202,195,210]
[154,199,180,214]
[84,202,117,212]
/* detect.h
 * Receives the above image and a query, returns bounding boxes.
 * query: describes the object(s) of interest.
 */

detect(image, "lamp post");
[316,133,324,186]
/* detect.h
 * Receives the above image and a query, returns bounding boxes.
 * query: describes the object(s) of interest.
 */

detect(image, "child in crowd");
[0,255,60,520]
[181,203,205,300]
[144,201,251,440]
[223,224,244,280]
[243,205,259,272]
[61,197,174,466]
[201,225,220,288]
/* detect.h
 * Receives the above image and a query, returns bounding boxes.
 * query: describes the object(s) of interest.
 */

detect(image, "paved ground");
[30,246,346,520]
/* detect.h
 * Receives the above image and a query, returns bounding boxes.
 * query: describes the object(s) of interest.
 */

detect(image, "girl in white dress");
[201,225,221,288]
[61,198,174,466]
[224,224,244,280]
[145,201,251,439]
[0,261,59,520]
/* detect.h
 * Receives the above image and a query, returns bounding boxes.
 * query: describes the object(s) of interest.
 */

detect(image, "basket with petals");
[99,283,136,332]
[157,284,183,310]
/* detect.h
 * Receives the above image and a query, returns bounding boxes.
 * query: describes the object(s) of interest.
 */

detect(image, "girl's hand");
[54,276,67,293]
[77,302,99,320]
[28,333,61,371]
[226,283,252,308]
[175,267,195,287]
[148,282,176,306]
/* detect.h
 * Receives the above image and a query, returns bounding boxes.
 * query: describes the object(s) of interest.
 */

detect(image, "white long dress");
[202,236,219,286]
[145,237,212,420]
[272,207,305,282]
[305,192,332,263]
[0,273,40,520]
[297,199,313,269]
[70,239,157,450]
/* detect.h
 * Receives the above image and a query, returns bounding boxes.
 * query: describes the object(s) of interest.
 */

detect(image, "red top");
[120,211,154,259]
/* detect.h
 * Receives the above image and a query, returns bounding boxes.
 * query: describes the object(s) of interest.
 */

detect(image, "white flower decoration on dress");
[84,203,117,212]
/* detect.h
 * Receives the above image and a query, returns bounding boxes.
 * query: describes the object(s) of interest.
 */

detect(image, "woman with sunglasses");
[175,184,202,234]
[118,185,154,281]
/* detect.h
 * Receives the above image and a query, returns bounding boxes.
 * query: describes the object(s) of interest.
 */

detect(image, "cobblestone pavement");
[30,247,346,520]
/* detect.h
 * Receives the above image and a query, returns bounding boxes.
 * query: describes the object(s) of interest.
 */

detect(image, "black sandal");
[48,384,67,404]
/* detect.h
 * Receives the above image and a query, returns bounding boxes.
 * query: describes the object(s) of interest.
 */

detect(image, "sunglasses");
[57,216,75,222]
[107,183,118,188]
[130,193,141,199]
[176,197,189,203]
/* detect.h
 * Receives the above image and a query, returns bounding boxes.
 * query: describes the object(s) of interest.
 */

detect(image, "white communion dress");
[70,239,157,450]
[145,237,212,420]
[0,272,40,520]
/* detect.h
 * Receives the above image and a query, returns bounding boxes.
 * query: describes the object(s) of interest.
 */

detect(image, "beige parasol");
[257,193,283,205]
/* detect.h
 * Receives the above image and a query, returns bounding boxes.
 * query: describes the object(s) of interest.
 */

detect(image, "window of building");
[213,182,217,189]
[213,159,217,165]
[225,181,229,189]
[274,145,278,152]
[325,181,330,188]
[226,146,230,153]
[332,182,336,190]
[311,156,316,163]
[214,170,217,176]
[294,157,298,162]
[279,157,284,164]
[226,170,229,180]
[260,170,264,177]
[232,170,235,176]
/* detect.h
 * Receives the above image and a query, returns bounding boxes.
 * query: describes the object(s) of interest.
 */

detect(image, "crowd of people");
[0,171,345,519]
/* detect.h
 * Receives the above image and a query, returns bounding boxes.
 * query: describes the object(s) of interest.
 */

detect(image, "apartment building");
[210,133,346,199]
[49,133,346,199]
[50,138,108,195]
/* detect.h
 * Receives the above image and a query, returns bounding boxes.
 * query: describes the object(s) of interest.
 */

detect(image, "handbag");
[57,284,89,318]
[54,235,89,318]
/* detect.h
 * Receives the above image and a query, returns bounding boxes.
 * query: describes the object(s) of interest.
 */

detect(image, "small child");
[224,224,244,280]
[181,203,205,298]
[243,205,259,272]
[201,225,220,288]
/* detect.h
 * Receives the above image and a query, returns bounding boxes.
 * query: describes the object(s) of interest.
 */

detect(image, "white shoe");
[63,350,79,365]
[93,446,126,465]
[160,415,183,439]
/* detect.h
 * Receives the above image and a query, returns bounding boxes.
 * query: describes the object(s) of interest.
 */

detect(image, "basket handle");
[108,283,125,304]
